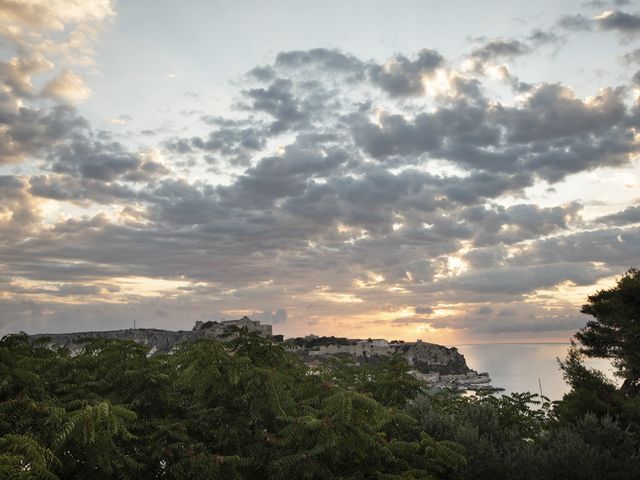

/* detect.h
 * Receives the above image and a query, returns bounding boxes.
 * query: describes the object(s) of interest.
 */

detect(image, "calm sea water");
[455,343,618,402]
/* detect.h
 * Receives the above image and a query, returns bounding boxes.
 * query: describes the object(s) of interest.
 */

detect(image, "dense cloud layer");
[0,1,639,341]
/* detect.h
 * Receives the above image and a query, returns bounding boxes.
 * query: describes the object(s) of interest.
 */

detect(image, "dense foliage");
[1,269,640,478]
[0,332,463,479]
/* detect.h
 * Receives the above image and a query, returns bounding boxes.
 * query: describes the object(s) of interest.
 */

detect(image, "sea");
[455,343,618,402]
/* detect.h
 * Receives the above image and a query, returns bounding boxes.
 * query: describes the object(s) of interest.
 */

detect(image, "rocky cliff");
[289,337,471,375]
[398,342,470,375]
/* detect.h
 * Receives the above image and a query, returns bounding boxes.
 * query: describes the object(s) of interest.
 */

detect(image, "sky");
[1,0,640,344]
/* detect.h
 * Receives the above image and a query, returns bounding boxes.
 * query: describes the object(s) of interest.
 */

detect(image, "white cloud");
[41,70,91,102]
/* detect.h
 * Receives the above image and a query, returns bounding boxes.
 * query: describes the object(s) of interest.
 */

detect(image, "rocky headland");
[29,317,500,392]
[288,335,499,392]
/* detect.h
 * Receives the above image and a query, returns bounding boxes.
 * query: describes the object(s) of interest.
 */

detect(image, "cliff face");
[398,342,470,375]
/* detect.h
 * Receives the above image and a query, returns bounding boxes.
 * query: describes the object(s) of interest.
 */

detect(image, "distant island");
[29,316,499,392]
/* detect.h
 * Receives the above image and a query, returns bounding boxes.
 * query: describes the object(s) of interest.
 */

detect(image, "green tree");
[576,268,640,396]
[557,268,640,449]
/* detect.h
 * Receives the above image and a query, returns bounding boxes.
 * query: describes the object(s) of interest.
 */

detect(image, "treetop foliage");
[0,331,462,479]
[577,267,640,396]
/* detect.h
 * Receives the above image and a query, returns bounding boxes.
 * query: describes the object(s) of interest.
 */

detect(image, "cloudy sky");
[1,0,640,344]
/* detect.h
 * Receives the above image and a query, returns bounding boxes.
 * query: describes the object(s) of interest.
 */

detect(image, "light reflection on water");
[455,343,618,402]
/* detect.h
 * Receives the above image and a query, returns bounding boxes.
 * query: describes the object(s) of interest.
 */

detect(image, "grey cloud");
[349,82,633,183]
[414,305,434,315]
[242,78,320,134]
[470,39,530,63]
[38,130,170,192]
[219,143,351,209]
[3,219,204,284]
[498,84,625,143]
[0,104,88,164]
[165,137,193,154]
[146,179,221,226]
[448,76,485,100]
[464,202,582,246]
[0,175,41,242]
[29,174,139,204]
[446,262,609,295]
[466,32,561,79]
[265,47,462,99]
[522,130,634,183]
[510,227,640,267]
[596,10,640,32]
[583,1,631,8]
[352,100,501,163]
[558,9,640,34]
[279,167,448,234]
[622,48,640,64]
[168,125,266,165]
[0,51,81,167]
[132,160,169,179]
[53,284,119,296]
[351,112,442,158]
[527,28,562,46]
[596,205,640,225]
[368,48,444,97]
[248,65,276,81]
[60,145,140,181]
[463,245,509,270]
[494,85,631,182]
[276,48,365,77]
[557,14,594,32]
[0,174,27,198]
